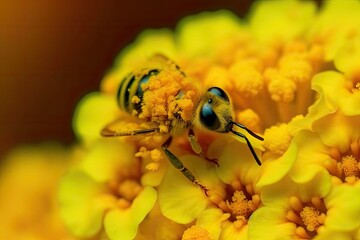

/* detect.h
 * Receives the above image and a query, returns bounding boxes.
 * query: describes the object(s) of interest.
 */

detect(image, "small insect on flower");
[101,54,264,194]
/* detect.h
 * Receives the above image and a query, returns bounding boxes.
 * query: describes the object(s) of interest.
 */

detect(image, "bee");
[101,54,263,194]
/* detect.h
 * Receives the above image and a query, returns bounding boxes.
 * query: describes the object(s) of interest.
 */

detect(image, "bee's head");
[198,87,233,133]
[197,87,264,165]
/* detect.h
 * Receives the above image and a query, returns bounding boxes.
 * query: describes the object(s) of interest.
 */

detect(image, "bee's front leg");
[162,137,209,196]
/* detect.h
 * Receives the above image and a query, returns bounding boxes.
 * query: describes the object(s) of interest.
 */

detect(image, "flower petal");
[313,112,360,153]
[176,10,243,57]
[212,139,262,185]
[257,141,298,189]
[59,170,114,238]
[325,184,360,232]
[315,230,353,240]
[104,187,157,240]
[335,35,360,76]
[220,222,247,240]
[249,0,316,43]
[196,208,229,240]
[73,92,118,144]
[158,154,215,224]
[249,207,295,240]
[80,139,137,183]
[309,0,360,60]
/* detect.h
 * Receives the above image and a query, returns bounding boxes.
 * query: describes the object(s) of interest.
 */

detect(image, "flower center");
[181,225,211,240]
[209,180,261,229]
[339,155,359,178]
[286,196,326,239]
[299,207,322,231]
[109,178,143,209]
[325,141,360,184]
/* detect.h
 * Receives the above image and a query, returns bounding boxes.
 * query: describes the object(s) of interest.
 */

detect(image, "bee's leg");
[101,127,159,137]
[162,137,209,196]
[187,129,219,167]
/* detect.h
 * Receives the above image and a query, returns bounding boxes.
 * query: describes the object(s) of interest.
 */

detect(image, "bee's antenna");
[231,122,264,141]
[230,121,263,166]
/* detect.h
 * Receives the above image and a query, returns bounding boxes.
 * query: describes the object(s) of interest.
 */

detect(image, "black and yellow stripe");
[116,69,159,113]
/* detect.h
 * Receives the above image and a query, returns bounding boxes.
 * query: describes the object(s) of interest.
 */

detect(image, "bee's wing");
[101,116,159,137]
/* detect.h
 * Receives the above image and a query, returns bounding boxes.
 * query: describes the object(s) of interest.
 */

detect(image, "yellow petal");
[220,221,247,240]
[294,71,348,131]
[115,29,177,67]
[59,170,113,238]
[257,141,298,189]
[196,208,229,240]
[312,71,360,116]
[0,144,72,240]
[335,35,360,75]
[176,10,243,57]
[289,131,331,184]
[249,0,316,43]
[309,0,360,60]
[158,154,214,224]
[325,184,360,232]
[212,139,261,185]
[313,112,360,153]
[104,187,157,240]
[248,207,295,240]
[72,92,118,144]
[80,139,136,182]
[315,230,353,240]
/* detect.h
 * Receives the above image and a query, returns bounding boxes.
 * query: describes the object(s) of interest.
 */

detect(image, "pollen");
[236,109,261,134]
[299,207,324,232]
[263,124,292,156]
[267,74,297,102]
[204,65,232,90]
[286,196,327,238]
[181,225,211,240]
[150,149,164,162]
[131,95,141,104]
[159,125,169,133]
[355,82,360,90]
[140,68,198,126]
[279,58,313,84]
[226,191,258,221]
[325,144,360,184]
[135,147,163,172]
[229,62,264,97]
[145,162,160,172]
[338,155,359,178]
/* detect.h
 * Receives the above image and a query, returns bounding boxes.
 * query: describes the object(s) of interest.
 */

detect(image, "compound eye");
[208,87,229,102]
[200,104,220,130]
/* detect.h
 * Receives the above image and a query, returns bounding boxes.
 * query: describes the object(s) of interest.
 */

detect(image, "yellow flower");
[309,0,360,61]
[0,144,74,240]
[59,139,157,240]
[61,0,360,239]
[295,111,360,185]
[249,175,360,239]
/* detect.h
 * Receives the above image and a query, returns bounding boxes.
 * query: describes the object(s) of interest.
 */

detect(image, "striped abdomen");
[117,69,159,113]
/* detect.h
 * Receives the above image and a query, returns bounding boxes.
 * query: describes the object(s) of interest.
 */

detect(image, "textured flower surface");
[2,0,358,239]
[0,144,75,240]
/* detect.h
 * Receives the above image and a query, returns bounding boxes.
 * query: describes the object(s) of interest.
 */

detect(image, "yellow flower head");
[59,139,157,240]
[0,144,74,240]
[60,0,360,239]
